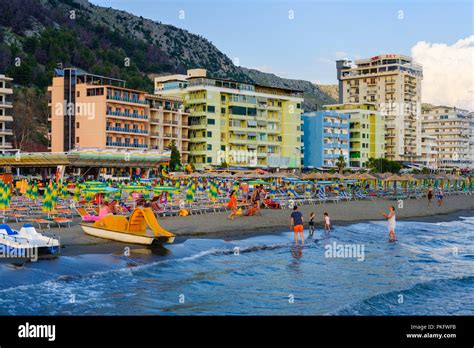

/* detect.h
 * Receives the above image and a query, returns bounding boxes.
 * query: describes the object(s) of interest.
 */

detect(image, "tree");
[166,140,181,171]
[336,155,346,174]
[219,161,229,168]
[367,157,401,173]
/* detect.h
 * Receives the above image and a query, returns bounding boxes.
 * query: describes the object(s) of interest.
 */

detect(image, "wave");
[332,275,474,315]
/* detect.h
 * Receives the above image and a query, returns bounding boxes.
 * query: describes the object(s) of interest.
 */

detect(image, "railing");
[107,94,147,105]
[106,141,148,148]
[106,110,148,120]
[106,126,148,134]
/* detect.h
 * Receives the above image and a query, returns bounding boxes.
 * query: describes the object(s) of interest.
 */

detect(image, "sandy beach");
[9,194,473,256]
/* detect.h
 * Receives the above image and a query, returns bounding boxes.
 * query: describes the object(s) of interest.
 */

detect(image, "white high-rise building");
[336,54,423,162]
[0,74,13,152]
[422,106,472,170]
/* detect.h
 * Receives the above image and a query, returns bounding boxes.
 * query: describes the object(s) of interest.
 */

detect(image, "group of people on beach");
[290,206,331,245]
[289,205,397,245]
[227,185,270,220]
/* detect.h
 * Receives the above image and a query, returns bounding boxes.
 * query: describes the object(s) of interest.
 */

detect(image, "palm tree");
[336,155,346,174]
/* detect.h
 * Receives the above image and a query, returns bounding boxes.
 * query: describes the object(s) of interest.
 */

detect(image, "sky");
[90,0,474,109]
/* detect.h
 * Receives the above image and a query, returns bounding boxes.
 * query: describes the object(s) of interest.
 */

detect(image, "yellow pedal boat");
[80,207,175,245]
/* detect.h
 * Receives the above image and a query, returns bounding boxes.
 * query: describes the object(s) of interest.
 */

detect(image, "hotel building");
[421,106,472,169]
[154,69,304,170]
[301,111,349,168]
[146,94,189,163]
[324,103,385,168]
[48,68,189,158]
[421,134,438,170]
[336,54,423,162]
[0,74,13,151]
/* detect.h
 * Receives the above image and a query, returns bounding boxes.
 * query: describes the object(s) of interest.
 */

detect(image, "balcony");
[106,126,148,135]
[106,141,148,149]
[106,110,148,121]
[0,87,13,95]
[106,94,147,105]
[149,132,160,137]
[0,115,13,122]
[0,128,13,135]
[0,100,13,108]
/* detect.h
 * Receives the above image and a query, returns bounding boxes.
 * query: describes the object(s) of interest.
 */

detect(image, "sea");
[0,214,473,315]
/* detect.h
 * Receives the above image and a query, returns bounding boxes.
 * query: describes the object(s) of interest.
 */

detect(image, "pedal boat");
[0,223,61,258]
[80,207,175,245]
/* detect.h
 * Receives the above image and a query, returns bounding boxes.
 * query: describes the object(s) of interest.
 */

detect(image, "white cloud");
[411,36,474,111]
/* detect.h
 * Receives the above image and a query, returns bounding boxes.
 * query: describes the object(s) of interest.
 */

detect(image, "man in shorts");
[290,205,304,245]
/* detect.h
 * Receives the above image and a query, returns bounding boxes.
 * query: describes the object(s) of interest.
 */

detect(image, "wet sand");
[10,194,473,256]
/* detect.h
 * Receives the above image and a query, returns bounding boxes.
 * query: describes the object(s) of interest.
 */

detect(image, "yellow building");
[325,103,385,168]
[155,69,303,170]
[48,68,189,161]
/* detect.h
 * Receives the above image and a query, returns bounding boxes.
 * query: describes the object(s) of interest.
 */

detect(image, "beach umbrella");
[209,180,218,201]
[25,180,32,199]
[31,182,39,201]
[269,181,277,198]
[287,181,297,197]
[42,185,53,213]
[51,184,59,208]
[305,183,313,196]
[185,180,195,203]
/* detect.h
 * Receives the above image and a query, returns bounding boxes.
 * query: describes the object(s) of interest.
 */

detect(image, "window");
[207,157,212,163]
[207,144,212,150]
[221,108,226,114]
[207,105,215,113]
[76,137,79,143]
[221,145,225,151]
[207,131,212,137]
[77,91,80,97]
[207,118,215,125]
[296,103,301,109]
[76,122,80,129]
[221,95,226,102]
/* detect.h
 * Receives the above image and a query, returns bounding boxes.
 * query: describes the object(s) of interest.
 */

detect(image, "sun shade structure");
[0,149,171,168]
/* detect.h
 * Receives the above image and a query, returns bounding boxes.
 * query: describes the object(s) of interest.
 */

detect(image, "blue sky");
[90,0,473,85]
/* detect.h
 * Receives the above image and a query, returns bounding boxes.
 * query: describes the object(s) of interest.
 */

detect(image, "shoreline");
[9,194,473,256]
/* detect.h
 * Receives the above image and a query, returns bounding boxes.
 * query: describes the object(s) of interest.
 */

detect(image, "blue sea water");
[0,215,473,315]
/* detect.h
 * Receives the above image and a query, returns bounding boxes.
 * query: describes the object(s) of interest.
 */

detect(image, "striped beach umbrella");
[25,180,32,199]
[287,182,296,197]
[42,185,53,213]
[51,184,59,208]
[269,181,277,198]
[209,180,218,201]
[305,183,313,196]
[31,182,39,201]
[185,180,195,203]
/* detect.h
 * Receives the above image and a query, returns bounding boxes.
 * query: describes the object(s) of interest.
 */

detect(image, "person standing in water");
[383,206,397,242]
[308,212,315,237]
[323,212,331,235]
[290,205,304,245]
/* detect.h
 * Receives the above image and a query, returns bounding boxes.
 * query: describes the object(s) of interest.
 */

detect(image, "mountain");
[0,0,336,150]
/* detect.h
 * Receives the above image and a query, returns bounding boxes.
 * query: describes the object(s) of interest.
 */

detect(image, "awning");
[247,120,257,127]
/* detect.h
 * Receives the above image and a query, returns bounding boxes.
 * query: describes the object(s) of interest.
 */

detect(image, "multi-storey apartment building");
[48,68,189,158]
[325,103,385,168]
[0,74,14,152]
[155,69,304,170]
[146,94,189,163]
[302,111,349,168]
[421,135,438,170]
[336,54,423,162]
[422,106,472,169]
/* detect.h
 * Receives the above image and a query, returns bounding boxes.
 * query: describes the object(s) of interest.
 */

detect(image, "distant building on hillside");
[302,110,349,168]
[0,74,13,152]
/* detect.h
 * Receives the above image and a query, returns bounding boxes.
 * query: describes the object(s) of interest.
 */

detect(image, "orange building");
[48,68,189,161]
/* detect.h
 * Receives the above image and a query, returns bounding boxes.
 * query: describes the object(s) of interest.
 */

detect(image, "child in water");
[324,212,331,234]
[308,212,315,237]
